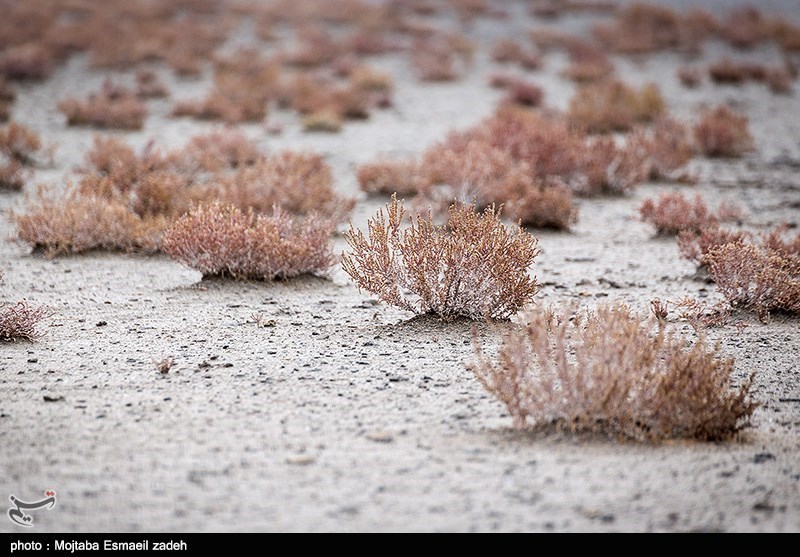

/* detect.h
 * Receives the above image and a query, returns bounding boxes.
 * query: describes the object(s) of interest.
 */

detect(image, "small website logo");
[7,491,57,527]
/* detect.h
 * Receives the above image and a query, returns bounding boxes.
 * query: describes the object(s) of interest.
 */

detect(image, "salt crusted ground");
[1,1,799,532]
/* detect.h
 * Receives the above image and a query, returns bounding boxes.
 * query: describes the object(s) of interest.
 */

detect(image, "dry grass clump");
[693,105,753,158]
[58,80,148,130]
[357,159,430,196]
[0,121,42,190]
[705,226,800,320]
[410,32,474,82]
[469,303,756,441]
[163,203,335,281]
[592,3,717,54]
[501,79,544,108]
[342,194,540,320]
[562,39,614,83]
[302,110,343,133]
[640,192,739,236]
[0,43,54,81]
[14,133,350,256]
[490,40,542,70]
[0,300,52,341]
[568,80,665,133]
[720,7,770,50]
[135,70,169,99]
[631,117,694,180]
[677,66,702,88]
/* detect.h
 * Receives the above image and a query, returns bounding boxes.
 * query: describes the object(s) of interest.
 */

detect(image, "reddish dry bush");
[694,105,753,158]
[640,192,738,236]
[410,32,473,82]
[721,7,769,50]
[210,152,353,221]
[14,186,166,256]
[678,226,750,267]
[708,58,749,84]
[174,129,263,173]
[58,80,148,130]
[357,159,430,196]
[631,117,695,180]
[592,3,716,54]
[469,303,756,440]
[0,301,52,341]
[500,176,577,230]
[490,40,541,70]
[342,195,540,320]
[163,203,335,281]
[502,79,544,107]
[707,242,800,320]
[578,136,650,196]
[0,43,54,81]
[766,69,793,94]
[568,80,665,133]
[677,66,703,88]
[0,121,42,190]
[135,70,169,99]
[562,39,614,83]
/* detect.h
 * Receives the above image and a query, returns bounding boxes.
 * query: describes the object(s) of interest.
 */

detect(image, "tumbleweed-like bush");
[357,159,430,196]
[694,105,754,158]
[568,80,665,133]
[469,303,756,441]
[706,232,800,320]
[640,192,739,236]
[0,300,52,341]
[58,80,148,130]
[163,203,335,280]
[678,225,750,268]
[342,194,540,320]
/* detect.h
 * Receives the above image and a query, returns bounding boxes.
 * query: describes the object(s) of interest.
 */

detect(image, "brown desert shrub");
[135,70,169,99]
[302,110,343,132]
[707,242,800,320]
[58,80,148,130]
[562,39,614,83]
[502,79,544,107]
[631,117,695,180]
[640,192,738,236]
[174,129,263,173]
[342,195,540,320]
[693,105,753,158]
[766,69,793,94]
[677,66,702,88]
[469,303,756,440]
[579,136,650,195]
[501,176,577,229]
[678,225,751,268]
[0,121,42,190]
[163,203,335,280]
[721,7,769,50]
[0,43,54,81]
[708,58,749,84]
[568,80,665,133]
[0,301,52,341]
[357,159,430,196]
[491,40,541,69]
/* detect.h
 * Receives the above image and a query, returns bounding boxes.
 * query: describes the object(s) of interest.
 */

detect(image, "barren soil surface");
[1,1,799,532]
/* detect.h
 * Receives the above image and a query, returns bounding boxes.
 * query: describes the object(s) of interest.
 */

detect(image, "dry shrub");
[721,7,769,50]
[490,40,541,70]
[766,69,793,94]
[163,203,335,280]
[592,3,716,54]
[678,226,750,268]
[302,110,343,132]
[501,176,577,229]
[14,186,166,256]
[0,121,42,190]
[677,66,702,88]
[174,129,263,173]
[357,159,430,196]
[58,80,148,130]
[578,135,650,196]
[631,117,694,180]
[0,301,52,341]
[342,195,540,320]
[562,39,614,83]
[135,70,169,99]
[694,105,753,158]
[640,192,738,236]
[410,32,473,82]
[707,242,800,320]
[708,58,749,84]
[502,79,544,107]
[469,303,756,441]
[210,152,354,221]
[568,80,665,133]
[0,43,54,81]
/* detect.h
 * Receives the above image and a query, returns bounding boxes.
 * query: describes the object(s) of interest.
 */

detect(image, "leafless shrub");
[677,66,703,88]
[58,80,148,130]
[707,233,800,320]
[469,303,756,440]
[0,121,42,190]
[562,39,614,83]
[674,297,733,330]
[163,203,335,281]
[154,356,175,374]
[678,225,750,268]
[357,159,430,196]
[174,129,263,173]
[640,192,739,236]
[136,70,169,99]
[578,136,650,195]
[342,194,540,320]
[694,105,753,158]
[0,43,54,81]
[568,80,665,133]
[501,176,578,229]
[0,300,52,341]
[631,117,695,180]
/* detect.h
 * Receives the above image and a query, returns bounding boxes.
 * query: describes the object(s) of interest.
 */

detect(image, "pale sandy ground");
[1,1,799,532]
